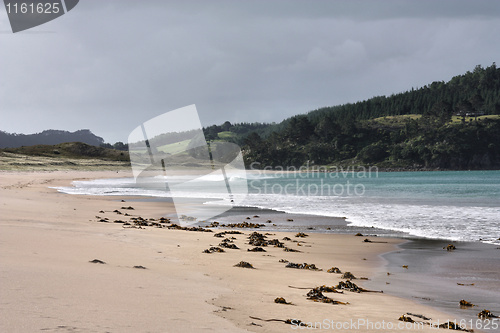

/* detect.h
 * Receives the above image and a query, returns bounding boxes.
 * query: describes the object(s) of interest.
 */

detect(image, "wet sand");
[0,171,491,332]
[367,239,500,330]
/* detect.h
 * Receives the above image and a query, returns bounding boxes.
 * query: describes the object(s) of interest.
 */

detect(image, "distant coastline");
[2,143,500,172]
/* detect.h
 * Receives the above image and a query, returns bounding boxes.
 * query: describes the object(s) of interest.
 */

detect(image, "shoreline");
[53,170,500,247]
[1,170,494,332]
[368,238,500,328]
[209,207,500,328]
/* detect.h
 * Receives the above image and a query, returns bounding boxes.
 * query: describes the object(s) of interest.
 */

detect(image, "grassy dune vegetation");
[0,142,130,171]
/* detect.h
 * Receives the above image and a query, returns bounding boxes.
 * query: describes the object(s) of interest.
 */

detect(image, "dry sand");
[0,171,473,332]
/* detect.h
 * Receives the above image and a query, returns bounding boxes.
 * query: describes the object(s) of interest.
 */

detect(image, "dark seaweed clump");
[285,262,320,270]
[234,261,254,268]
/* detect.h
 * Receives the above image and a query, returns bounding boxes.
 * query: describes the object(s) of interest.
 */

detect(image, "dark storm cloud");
[1,0,499,142]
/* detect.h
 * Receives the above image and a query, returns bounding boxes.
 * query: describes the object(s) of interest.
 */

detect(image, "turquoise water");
[242,170,500,244]
[55,170,500,245]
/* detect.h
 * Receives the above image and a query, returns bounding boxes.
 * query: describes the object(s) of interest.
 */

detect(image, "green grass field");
[367,114,499,127]
[156,139,191,154]
[450,114,500,123]
[366,114,421,128]
[217,131,236,140]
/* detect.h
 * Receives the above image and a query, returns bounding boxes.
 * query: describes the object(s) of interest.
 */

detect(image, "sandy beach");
[0,171,484,332]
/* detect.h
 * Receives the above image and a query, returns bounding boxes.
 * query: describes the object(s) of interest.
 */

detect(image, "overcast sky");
[1,0,499,143]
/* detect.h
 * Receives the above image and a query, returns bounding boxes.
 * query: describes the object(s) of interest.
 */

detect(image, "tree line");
[207,64,500,170]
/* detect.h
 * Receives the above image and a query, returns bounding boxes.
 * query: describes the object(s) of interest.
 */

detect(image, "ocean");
[55,170,500,246]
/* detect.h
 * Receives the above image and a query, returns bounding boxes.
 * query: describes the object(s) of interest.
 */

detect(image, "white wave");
[232,193,500,245]
[52,174,500,245]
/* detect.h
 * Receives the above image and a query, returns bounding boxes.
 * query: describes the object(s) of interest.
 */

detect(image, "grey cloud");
[0,0,499,142]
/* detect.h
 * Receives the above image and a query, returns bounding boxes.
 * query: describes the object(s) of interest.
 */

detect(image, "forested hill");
[204,64,500,170]
[0,129,104,148]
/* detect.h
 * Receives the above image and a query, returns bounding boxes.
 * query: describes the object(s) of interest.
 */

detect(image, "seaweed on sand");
[438,321,474,332]
[478,309,498,319]
[203,247,225,253]
[406,313,431,320]
[283,247,301,252]
[214,231,243,238]
[274,297,292,304]
[327,267,342,273]
[234,261,254,268]
[219,238,239,249]
[317,285,341,293]
[363,238,388,243]
[267,239,284,247]
[249,316,310,327]
[341,271,356,279]
[285,262,320,270]
[226,222,265,228]
[398,314,414,322]
[336,280,382,293]
[89,259,106,264]
[167,224,213,232]
[306,288,348,305]
[459,300,475,307]
[248,232,267,246]
[444,244,456,251]
[248,247,266,252]
[220,242,239,249]
[248,232,284,247]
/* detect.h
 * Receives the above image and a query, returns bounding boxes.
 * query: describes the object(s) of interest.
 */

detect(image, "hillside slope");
[205,64,500,170]
[0,129,105,148]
